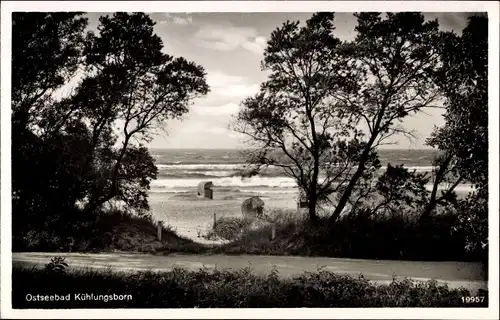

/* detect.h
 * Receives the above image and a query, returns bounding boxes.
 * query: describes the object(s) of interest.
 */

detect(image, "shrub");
[13,208,206,254]
[12,265,487,308]
[44,257,69,274]
[203,216,256,241]
[216,209,477,261]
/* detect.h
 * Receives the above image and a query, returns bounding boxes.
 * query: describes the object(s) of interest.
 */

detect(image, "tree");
[12,13,209,243]
[426,14,488,192]
[327,13,442,222]
[426,15,488,250]
[62,12,210,215]
[11,13,89,236]
[85,13,209,213]
[233,13,368,220]
[234,12,443,222]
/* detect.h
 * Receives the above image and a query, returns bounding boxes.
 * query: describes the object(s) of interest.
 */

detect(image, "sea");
[149,148,474,196]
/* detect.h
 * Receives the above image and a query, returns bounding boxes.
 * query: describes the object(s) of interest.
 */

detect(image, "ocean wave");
[156,163,243,170]
[155,164,436,180]
[426,184,474,193]
[157,170,294,179]
[157,163,436,171]
[157,171,231,179]
[149,176,474,194]
[150,176,298,189]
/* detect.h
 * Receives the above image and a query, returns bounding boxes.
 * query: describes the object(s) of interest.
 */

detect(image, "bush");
[204,216,256,241]
[13,208,98,252]
[13,209,206,254]
[12,265,487,308]
[44,256,69,274]
[214,209,478,261]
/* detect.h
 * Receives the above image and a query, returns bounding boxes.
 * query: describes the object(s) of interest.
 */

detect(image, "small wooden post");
[213,213,217,228]
[271,225,276,240]
[157,224,162,241]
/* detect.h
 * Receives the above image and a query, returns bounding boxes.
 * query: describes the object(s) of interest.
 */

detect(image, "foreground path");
[12,252,487,293]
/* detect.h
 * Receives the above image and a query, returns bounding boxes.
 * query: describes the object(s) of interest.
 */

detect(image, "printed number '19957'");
[461,296,485,303]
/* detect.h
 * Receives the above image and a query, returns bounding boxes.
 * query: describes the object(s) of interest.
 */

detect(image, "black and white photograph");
[1,1,499,318]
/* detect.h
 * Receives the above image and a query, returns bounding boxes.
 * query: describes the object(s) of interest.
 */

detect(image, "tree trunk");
[328,166,364,222]
[419,154,453,222]
[309,161,320,221]
[85,135,132,214]
[308,193,318,221]
[328,134,377,222]
[69,119,108,210]
[328,99,389,223]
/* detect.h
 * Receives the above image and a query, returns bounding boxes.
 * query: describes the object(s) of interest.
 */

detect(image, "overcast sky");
[83,12,472,150]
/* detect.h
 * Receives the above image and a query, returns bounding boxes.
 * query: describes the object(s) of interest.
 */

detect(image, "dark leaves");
[428,14,487,187]
[12,12,209,241]
[12,12,88,130]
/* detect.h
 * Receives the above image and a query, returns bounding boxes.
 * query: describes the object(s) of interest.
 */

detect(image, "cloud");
[193,103,240,116]
[181,121,228,135]
[206,71,246,87]
[159,13,193,25]
[241,36,267,55]
[206,71,260,98]
[219,84,260,98]
[192,102,240,120]
[194,24,267,55]
[423,13,467,32]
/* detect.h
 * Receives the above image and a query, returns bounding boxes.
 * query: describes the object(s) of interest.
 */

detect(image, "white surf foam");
[150,175,475,194]
[150,176,298,189]
[156,163,242,170]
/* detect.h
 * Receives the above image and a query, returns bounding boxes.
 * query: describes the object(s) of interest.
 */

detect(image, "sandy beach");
[149,187,298,241]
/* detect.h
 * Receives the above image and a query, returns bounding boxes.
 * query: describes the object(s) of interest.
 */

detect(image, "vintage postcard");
[1,1,498,319]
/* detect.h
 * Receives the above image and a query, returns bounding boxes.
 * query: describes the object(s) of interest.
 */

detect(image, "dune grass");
[203,216,263,241]
[14,209,208,254]
[12,264,488,308]
[208,209,484,263]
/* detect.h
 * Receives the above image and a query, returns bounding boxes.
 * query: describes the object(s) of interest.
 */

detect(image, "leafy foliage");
[12,13,88,130]
[45,257,69,274]
[428,15,488,190]
[12,12,209,246]
[369,164,430,217]
[426,15,488,252]
[12,13,91,238]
